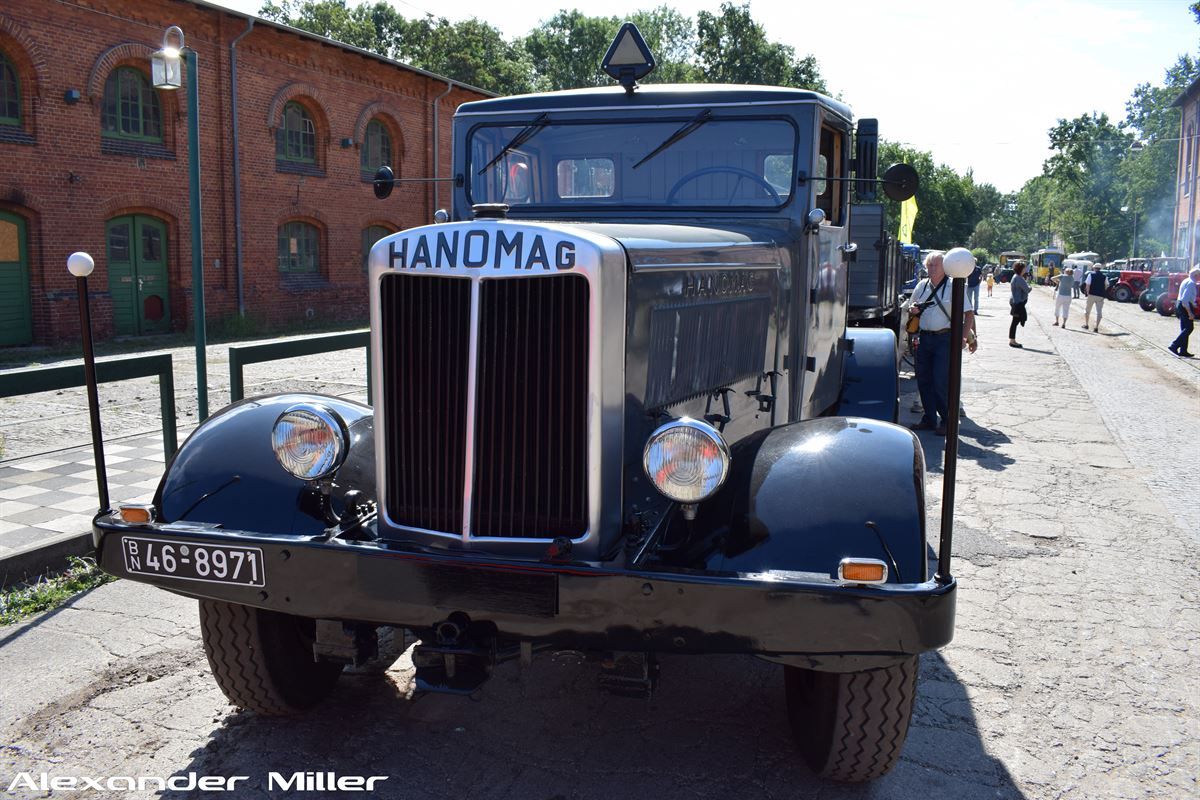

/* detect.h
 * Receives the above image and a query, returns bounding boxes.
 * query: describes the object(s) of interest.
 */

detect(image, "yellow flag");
[899,196,918,244]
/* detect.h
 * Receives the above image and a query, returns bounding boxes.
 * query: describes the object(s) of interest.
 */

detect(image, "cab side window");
[815,125,846,225]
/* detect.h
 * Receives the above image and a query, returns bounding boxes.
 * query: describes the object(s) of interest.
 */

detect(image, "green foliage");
[0,557,115,625]
[259,0,824,94]
[877,141,991,250]
[694,2,826,91]
[970,247,992,265]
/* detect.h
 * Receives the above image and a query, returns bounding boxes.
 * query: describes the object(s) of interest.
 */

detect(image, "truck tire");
[199,599,343,715]
[1157,295,1174,316]
[1138,291,1156,311]
[1113,284,1133,303]
[785,656,918,782]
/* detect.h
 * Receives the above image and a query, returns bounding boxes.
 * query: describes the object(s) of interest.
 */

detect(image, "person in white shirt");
[904,251,977,435]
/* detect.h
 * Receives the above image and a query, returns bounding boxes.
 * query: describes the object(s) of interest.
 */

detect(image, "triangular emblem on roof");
[602,23,656,94]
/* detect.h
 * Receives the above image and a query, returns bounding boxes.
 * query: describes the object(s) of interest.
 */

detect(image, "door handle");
[137,277,144,291]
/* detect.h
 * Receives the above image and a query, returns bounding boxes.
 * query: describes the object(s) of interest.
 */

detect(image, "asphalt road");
[0,283,1196,799]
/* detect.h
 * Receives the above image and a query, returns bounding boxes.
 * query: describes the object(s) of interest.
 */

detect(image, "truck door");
[799,121,850,417]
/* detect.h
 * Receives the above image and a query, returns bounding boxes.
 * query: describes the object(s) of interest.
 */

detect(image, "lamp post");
[152,26,208,420]
[936,247,975,585]
[68,252,110,513]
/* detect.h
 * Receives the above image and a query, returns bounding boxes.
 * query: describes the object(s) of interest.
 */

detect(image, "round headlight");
[271,405,348,480]
[642,418,730,504]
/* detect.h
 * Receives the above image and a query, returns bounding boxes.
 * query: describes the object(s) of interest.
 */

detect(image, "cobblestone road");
[0,284,1196,799]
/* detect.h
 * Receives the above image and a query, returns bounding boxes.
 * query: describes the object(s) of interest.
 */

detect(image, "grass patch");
[0,556,116,625]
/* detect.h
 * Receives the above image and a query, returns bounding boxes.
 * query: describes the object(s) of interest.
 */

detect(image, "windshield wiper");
[477,113,551,175]
[633,109,713,169]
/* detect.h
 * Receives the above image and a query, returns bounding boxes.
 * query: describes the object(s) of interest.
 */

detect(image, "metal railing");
[0,353,177,460]
[228,330,371,403]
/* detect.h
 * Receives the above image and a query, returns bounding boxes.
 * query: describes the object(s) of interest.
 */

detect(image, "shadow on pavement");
[160,646,1025,799]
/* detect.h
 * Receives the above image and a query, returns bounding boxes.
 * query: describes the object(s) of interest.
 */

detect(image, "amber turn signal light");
[117,504,154,524]
[837,558,888,585]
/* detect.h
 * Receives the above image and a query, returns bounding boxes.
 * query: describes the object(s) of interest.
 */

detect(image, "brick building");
[0,0,489,345]
[1172,76,1200,264]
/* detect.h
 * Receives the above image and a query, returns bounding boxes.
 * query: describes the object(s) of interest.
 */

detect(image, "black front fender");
[146,394,374,539]
[691,416,927,583]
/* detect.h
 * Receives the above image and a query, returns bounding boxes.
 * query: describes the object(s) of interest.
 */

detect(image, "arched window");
[0,50,19,126]
[361,224,393,271]
[361,118,392,176]
[101,67,162,141]
[276,102,316,164]
[278,221,319,273]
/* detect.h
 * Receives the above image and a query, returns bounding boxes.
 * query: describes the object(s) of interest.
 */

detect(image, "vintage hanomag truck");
[94,27,956,782]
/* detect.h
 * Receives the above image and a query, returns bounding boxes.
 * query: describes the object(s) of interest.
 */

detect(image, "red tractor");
[1137,257,1190,313]
[1154,272,1195,316]
[1109,270,1151,303]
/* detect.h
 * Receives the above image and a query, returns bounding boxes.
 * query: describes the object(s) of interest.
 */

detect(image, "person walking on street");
[1051,266,1075,327]
[1168,266,1200,357]
[1072,263,1083,298]
[906,251,977,436]
[1082,262,1107,331]
[967,260,983,313]
[986,270,995,297]
[1009,262,1030,348]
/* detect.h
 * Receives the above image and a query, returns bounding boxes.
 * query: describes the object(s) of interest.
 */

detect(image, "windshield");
[468,116,798,210]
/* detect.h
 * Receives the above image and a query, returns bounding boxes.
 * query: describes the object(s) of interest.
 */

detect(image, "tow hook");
[412,614,497,695]
[598,651,659,699]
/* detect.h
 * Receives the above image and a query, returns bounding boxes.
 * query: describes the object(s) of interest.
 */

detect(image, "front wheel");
[199,600,343,715]
[1158,295,1175,316]
[1113,284,1133,303]
[1138,291,1156,311]
[784,657,919,782]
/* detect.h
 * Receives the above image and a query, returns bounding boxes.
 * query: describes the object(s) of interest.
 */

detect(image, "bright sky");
[208,0,1197,193]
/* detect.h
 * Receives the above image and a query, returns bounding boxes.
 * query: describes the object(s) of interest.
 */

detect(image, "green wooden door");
[0,211,32,346]
[107,215,169,335]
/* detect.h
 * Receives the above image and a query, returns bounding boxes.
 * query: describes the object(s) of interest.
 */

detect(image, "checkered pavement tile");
[0,432,171,560]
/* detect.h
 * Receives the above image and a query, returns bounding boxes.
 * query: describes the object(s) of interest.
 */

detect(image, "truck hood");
[571,222,789,271]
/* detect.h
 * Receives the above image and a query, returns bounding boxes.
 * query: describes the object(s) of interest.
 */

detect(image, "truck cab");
[94,26,953,784]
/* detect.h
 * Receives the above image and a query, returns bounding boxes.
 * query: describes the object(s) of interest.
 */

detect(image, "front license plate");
[121,537,266,587]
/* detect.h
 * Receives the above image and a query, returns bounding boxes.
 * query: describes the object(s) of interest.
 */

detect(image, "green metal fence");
[0,353,177,460]
[228,330,371,404]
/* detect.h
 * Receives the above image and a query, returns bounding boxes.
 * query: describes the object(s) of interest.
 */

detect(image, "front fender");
[153,394,374,537]
[691,416,926,583]
[839,327,898,422]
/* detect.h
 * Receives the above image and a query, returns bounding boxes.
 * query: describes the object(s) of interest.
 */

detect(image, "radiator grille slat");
[472,276,590,538]
[381,275,470,533]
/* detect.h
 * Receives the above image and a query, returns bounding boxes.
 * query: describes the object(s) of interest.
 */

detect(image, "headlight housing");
[642,418,730,504]
[271,404,348,480]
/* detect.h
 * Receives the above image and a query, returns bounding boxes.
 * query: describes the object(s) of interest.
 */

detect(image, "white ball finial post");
[943,247,975,279]
[67,251,95,278]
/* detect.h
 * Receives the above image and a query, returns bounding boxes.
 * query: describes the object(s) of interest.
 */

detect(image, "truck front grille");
[379,273,590,540]
[380,275,470,533]
[472,276,590,538]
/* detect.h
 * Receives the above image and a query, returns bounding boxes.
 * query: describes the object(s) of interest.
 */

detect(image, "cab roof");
[456,84,853,121]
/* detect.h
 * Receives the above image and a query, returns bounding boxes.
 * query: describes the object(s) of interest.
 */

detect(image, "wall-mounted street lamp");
[150,27,184,89]
[151,25,208,420]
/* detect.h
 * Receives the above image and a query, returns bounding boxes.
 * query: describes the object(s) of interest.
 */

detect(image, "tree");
[1123,54,1199,257]
[694,2,825,91]
[877,141,984,249]
[1042,113,1134,259]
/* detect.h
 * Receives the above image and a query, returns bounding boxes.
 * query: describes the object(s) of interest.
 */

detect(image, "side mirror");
[882,163,919,202]
[373,166,395,200]
[806,207,826,233]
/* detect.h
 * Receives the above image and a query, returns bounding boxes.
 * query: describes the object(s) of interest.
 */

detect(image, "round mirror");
[807,208,826,227]
[373,165,395,200]
[882,163,919,202]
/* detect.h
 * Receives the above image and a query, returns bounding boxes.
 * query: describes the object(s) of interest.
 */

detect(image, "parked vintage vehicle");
[1142,271,1195,315]
[1109,269,1152,302]
[1031,246,1066,285]
[92,26,955,783]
